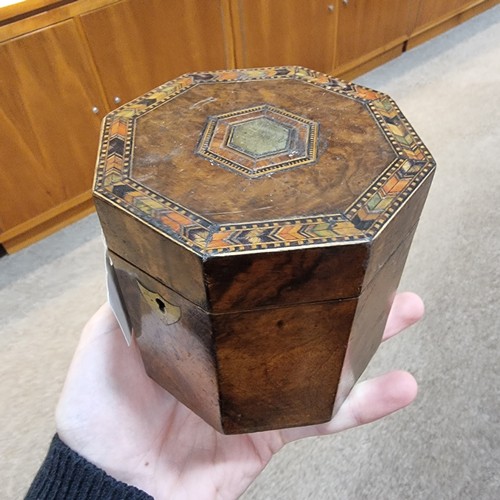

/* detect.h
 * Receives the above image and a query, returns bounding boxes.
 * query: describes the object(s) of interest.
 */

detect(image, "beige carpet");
[1,7,499,499]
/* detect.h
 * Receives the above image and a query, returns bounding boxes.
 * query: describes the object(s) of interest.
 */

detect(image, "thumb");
[280,370,418,443]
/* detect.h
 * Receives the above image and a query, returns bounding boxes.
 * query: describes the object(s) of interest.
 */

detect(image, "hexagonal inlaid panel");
[228,117,291,158]
[196,105,319,178]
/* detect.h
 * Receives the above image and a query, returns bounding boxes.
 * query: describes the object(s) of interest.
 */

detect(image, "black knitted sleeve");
[25,435,153,500]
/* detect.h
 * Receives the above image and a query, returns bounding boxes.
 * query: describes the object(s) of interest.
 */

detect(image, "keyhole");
[156,298,166,313]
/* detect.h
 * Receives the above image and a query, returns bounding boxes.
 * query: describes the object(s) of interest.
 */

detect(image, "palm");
[56,293,423,499]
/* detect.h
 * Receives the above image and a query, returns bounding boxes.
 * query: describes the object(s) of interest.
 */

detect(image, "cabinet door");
[80,0,230,107]
[232,0,337,73]
[334,0,412,73]
[411,0,478,33]
[0,20,106,241]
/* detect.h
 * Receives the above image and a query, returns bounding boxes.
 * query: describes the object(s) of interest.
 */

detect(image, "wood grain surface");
[80,0,229,106]
[0,19,104,234]
[132,79,395,223]
[94,197,208,308]
[110,251,222,432]
[232,0,337,72]
[110,249,358,433]
[333,224,419,414]
[108,219,420,434]
[213,297,357,433]
[335,0,412,69]
[203,243,369,312]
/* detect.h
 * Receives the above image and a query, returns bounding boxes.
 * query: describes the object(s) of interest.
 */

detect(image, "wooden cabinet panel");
[232,0,337,73]
[80,0,230,106]
[407,0,494,49]
[0,53,47,233]
[0,19,105,237]
[335,0,412,71]
[411,0,478,32]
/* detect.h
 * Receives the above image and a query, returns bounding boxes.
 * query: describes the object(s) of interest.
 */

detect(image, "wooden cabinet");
[80,0,231,107]
[412,0,479,32]
[408,0,496,48]
[231,0,337,73]
[334,0,412,78]
[231,0,413,80]
[0,19,106,251]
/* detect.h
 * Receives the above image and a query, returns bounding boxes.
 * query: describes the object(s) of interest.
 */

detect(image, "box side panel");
[332,224,418,414]
[109,251,222,432]
[204,243,369,313]
[363,170,434,288]
[94,197,207,308]
[213,298,358,434]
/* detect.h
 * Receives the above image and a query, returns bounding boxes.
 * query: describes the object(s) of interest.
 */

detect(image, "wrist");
[26,435,153,499]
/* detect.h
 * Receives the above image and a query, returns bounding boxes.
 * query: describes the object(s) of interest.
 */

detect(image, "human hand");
[56,292,423,499]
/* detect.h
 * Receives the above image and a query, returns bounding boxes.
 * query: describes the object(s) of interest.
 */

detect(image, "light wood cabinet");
[231,0,337,73]
[230,0,414,80]
[0,19,106,250]
[412,0,478,32]
[408,0,496,48]
[334,0,412,78]
[80,0,231,107]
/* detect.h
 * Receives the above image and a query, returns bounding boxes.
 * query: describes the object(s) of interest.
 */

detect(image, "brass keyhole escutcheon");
[137,281,181,325]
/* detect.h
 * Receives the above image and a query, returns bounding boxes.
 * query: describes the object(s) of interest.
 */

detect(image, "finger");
[324,370,418,433]
[80,302,120,344]
[383,292,424,342]
[280,371,417,442]
[79,302,136,357]
[72,302,145,382]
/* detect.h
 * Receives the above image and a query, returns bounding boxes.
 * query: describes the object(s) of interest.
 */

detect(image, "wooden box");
[93,67,435,434]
